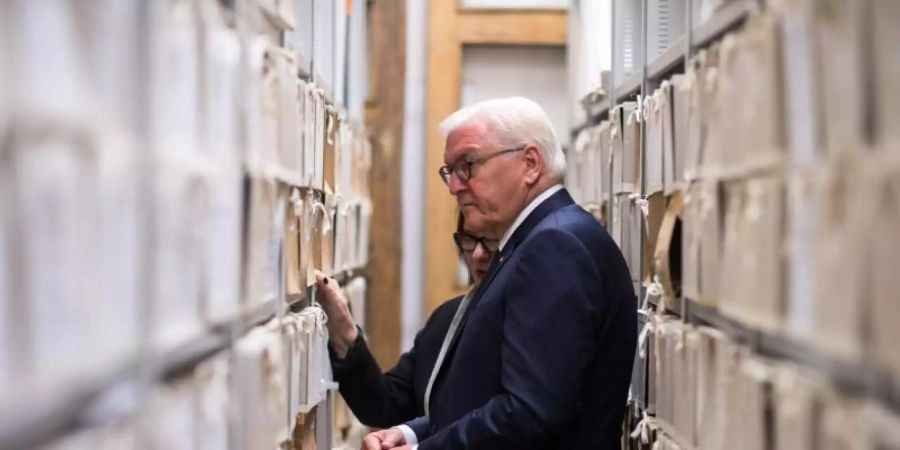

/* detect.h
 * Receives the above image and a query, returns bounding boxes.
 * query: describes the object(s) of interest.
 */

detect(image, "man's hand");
[361,428,407,450]
[314,270,358,358]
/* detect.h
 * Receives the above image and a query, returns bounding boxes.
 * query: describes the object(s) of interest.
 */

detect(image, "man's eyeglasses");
[453,231,500,254]
[438,146,525,186]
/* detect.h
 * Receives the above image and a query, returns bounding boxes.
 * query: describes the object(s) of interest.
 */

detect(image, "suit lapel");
[433,189,577,382]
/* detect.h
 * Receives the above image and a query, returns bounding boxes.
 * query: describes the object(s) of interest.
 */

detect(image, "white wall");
[461,45,570,143]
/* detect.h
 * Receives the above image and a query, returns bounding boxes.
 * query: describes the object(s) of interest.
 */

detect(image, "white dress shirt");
[499,184,563,251]
[394,184,564,449]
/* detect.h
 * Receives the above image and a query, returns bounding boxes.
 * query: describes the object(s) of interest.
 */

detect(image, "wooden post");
[365,0,406,367]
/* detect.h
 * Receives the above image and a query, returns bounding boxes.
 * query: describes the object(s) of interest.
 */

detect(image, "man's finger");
[361,433,383,450]
[380,429,406,449]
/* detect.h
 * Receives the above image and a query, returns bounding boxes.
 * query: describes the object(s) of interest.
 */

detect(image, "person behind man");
[365,97,637,450]
[314,213,496,429]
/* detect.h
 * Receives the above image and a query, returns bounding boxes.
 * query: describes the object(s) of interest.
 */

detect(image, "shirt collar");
[499,184,563,251]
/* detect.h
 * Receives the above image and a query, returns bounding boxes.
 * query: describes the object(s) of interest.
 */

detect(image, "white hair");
[438,97,567,182]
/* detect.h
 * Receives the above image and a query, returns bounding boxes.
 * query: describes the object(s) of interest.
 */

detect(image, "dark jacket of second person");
[328,296,463,428]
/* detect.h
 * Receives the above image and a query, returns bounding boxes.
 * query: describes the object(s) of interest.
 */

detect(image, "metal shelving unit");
[573,0,762,133]
[690,0,758,48]
[572,0,899,444]
[678,298,900,417]
[615,72,644,102]
[647,34,685,81]
[0,267,367,450]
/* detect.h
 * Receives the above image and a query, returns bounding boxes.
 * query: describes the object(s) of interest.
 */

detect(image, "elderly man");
[365,97,637,450]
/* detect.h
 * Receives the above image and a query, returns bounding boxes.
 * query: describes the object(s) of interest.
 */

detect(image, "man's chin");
[461,208,488,227]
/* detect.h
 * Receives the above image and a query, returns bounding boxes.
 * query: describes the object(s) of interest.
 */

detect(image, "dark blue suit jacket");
[405,188,637,450]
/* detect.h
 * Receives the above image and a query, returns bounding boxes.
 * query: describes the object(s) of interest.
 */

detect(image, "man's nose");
[447,173,466,195]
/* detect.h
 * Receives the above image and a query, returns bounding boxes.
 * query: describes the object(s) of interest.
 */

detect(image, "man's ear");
[522,144,543,186]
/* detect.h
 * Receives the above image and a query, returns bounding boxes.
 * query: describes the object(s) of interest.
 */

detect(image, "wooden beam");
[424,0,468,317]
[364,0,405,368]
[458,11,567,45]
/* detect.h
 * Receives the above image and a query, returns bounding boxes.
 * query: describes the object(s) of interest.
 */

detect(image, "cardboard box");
[717,181,746,319]
[681,182,702,302]
[585,133,601,205]
[672,74,702,188]
[150,0,200,157]
[203,170,243,324]
[357,201,372,268]
[235,321,290,450]
[653,319,675,425]
[734,13,787,172]
[819,390,868,450]
[301,81,317,186]
[333,201,346,273]
[812,160,866,360]
[292,408,317,450]
[872,0,900,148]
[244,177,278,306]
[260,49,281,167]
[738,176,785,333]
[663,78,684,193]
[153,166,207,351]
[321,192,336,276]
[777,0,824,168]
[265,186,288,303]
[865,403,900,450]
[313,90,326,190]
[643,192,667,286]
[866,157,900,378]
[784,170,818,341]
[814,0,869,156]
[654,192,684,300]
[716,177,784,331]
[631,311,651,410]
[285,189,305,303]
[645,88,665,195]
[323,108,338,193]
[569,131,589,204]
[201,23,241,168]
[346,278,368,329]
[732,355,772,450]
[673,328,699,445]
[611,106,625,194]
[16,139,102,390]
[627,196,643,282]
[95,137,142,365]
[712,34,743,175]
[144,379,197,450]
[588,124,604,204]
[259,0,297,30]
[195,353,231,450]
[622,102,641,194]
[679,67,704,181]
[717,342,743,450]
[696,327,728,450]
[698,179,724,305]
[611,194,623,249]
[772,367,820,450]
[598,120,613,201]
[276,49,301,174]
[646,316,658,415]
